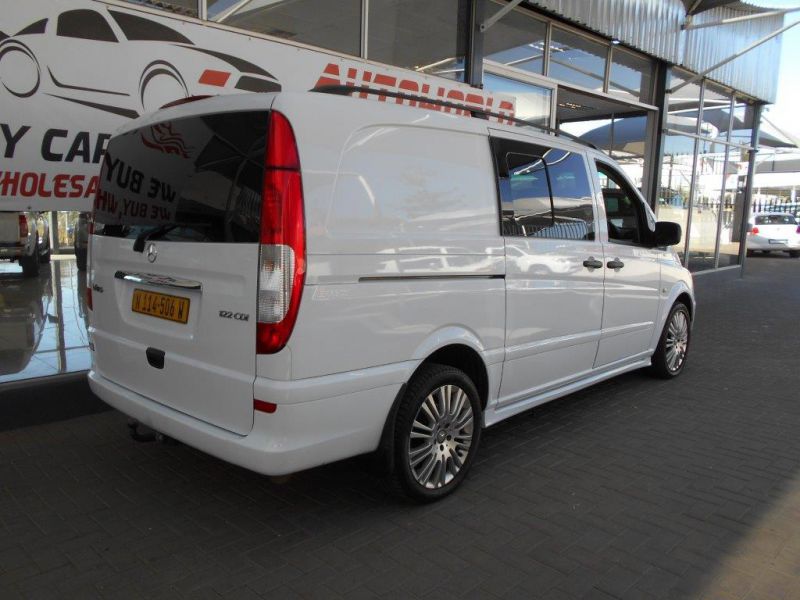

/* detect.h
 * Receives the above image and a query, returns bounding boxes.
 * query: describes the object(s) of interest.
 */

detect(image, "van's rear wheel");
[649,302,691,379]
[392,364,481,502]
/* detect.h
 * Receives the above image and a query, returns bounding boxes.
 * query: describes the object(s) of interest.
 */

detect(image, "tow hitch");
[127,419,177,444]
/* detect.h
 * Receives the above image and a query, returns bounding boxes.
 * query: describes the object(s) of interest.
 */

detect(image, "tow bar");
[127,418,177,444]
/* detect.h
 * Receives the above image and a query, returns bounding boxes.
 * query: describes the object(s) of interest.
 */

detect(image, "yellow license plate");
[131,289,190,324]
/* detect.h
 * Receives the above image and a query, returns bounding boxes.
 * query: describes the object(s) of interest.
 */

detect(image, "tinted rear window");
[94,111,268,243]
[755,214,797,225]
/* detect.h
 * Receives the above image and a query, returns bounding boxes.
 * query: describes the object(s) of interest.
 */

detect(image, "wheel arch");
[375,340,491,474]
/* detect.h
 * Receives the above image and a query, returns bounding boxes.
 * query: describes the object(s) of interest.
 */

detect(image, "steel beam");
[683,7,800,30]
[668,19,800,94]
[480,0,524,32]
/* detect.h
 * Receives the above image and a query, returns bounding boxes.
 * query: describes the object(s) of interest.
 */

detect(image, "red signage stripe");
[199,69,231,87]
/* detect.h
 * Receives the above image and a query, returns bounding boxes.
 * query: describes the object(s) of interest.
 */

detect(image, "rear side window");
[755,214,796,225]
[492,138,595,241]
[94,111,268,243]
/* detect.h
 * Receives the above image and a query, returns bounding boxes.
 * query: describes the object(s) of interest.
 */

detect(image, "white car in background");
[746,213,800,257]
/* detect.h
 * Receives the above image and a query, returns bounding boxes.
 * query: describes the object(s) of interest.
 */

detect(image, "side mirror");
[654,221,682,247]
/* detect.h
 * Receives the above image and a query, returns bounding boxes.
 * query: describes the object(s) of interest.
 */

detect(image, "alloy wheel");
[407,384,474,489]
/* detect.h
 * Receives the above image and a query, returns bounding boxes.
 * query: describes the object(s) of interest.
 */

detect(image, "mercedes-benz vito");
[87,91,694,501]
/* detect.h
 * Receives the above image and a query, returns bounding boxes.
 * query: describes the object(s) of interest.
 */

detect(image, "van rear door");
[90,109,269,435]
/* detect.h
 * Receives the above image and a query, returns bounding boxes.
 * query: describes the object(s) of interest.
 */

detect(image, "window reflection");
[483,73,551,127]
[658,135,697,263]
[121,0,198,17]
[210,0,361,56]
[548,28,607,92]
[484,3,547,75]
[608,48,652,104]
[368,0,467,80]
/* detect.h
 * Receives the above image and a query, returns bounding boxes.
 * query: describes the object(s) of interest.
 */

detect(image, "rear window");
[755,214,797,225]
[94,111,268,243]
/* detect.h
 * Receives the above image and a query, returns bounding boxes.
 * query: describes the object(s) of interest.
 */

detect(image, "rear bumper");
[0,245,25,259]
[748,237,800,251]
[88,369,401,476]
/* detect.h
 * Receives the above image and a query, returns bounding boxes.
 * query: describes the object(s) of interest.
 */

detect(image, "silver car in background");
[0,212,51,277]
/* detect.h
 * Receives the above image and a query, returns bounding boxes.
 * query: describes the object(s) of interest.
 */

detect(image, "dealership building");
[0,0,795,382]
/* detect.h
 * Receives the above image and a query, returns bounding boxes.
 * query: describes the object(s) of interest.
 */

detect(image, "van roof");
[118,90,590,154]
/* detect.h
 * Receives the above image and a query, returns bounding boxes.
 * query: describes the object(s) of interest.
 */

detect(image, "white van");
[87,91,694,501]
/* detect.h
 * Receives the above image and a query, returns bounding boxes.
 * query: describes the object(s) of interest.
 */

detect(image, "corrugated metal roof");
[522,0,782,101]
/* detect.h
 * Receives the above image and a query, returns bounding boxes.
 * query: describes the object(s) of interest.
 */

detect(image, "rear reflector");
[86,286,93,311]
[254,399,277,414]
[256,111,306,354]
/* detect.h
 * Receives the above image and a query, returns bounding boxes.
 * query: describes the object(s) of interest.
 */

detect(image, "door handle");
[607,258,625,269]
[583,257,603,269]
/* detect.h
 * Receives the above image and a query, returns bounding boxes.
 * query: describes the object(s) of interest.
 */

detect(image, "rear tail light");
[796,225,800,234]
[751,226,759,235]
[18,215,28,239]
[256,111,305,354]
[87,286,93,311]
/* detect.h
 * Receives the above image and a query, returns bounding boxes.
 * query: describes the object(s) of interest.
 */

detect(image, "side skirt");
[483,358,651,427]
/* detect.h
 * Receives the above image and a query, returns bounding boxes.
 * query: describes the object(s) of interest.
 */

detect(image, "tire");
[649,302,691,379]
[789,251,800,258]
[390,363,482,502]
[75,247,87,271]
[19,252,39,278]
[39,242,50,263]
[746,249,754,257]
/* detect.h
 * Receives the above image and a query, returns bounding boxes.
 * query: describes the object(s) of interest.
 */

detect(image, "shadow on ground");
[1,257,799,599]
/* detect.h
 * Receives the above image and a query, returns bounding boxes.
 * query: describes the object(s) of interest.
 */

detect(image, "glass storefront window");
[701,81,733,142]
[658,135,697,263]
[122,0,198,17]
[484,4,547,75]
[548,27,607,93]
[687,139,728,271]
[483,72,552,127]
[608,48,653,104]
[209,0,361,56]
[368,0,466,80]
[718,147,751,267]
[667,69,702,132]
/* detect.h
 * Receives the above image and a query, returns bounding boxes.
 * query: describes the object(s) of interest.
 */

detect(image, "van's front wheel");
[392,364,481,502]
[649,302,691,378]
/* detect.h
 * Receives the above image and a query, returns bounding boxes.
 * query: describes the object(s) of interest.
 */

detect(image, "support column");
[646,61,670,210]
[463,0,485,88]
[738,103,763,276]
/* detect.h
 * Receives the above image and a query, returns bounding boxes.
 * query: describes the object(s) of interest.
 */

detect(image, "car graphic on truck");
[0,7,281,118]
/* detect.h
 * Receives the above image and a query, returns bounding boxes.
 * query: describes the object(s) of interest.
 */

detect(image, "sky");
[754,1,800,140]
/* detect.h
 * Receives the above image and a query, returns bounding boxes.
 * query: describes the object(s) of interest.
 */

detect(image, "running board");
[484,358,651,427]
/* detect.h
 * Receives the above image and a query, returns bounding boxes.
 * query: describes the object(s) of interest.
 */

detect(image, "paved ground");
[2,256,800,599]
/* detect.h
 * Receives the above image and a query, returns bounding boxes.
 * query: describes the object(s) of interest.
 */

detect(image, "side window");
[595,162,653,245]
[545,149,596,241]
[493,137,595,241]
[57,10,118,42]
[504,153,552,237]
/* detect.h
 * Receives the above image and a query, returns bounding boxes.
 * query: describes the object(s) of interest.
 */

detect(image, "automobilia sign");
[0,0,515,212]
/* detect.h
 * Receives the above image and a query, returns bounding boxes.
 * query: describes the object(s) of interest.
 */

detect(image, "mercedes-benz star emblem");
[146,243,158,263]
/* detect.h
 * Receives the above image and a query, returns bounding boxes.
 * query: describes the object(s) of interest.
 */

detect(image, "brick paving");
[2,256,800,599]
